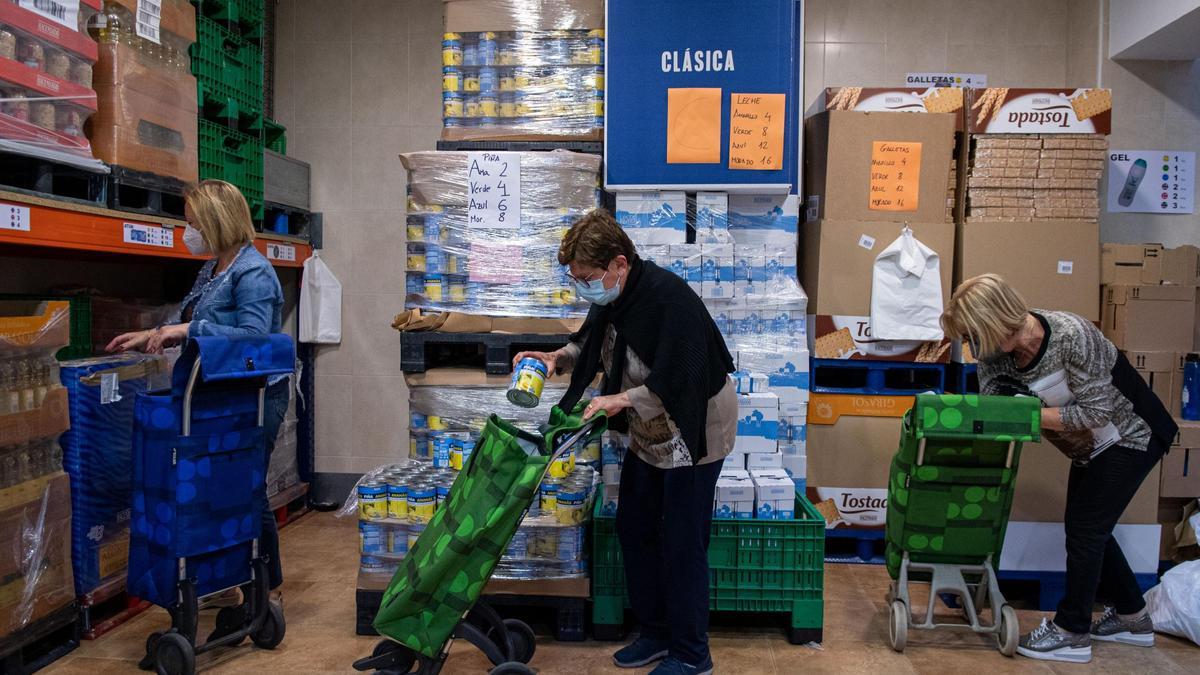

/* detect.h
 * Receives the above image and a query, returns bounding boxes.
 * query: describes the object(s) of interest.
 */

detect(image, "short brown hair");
[941,274,1029,358]
[185,180,256,252]
[557,209,636,268]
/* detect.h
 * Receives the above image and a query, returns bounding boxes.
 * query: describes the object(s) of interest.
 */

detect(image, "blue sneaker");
[649,656,714,675]
[613,637,670,668]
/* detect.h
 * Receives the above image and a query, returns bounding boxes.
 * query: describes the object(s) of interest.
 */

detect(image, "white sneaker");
[1016,618,1092,664]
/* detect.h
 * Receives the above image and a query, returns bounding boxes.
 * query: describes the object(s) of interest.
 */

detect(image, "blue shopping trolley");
[127,334,294,675]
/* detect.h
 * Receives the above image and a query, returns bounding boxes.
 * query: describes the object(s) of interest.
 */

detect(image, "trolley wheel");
[251,601,286,649]
[138,631,165,671]
[997,605,1019,657]
[503,619,536,663]
[365,640,418,674]
[888,601,908,653]
[153,632,196,675]
[489,662,535,675]
[209,605,249,647]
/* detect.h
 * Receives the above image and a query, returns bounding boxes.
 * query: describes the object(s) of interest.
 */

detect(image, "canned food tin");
[587,39,603,65]
[358,482,388,520]
[424,244,442,274]
[433,435,451,468]
[499,74,516,92]
[477,117,498,127]
[442,39,463,66]
[387,482,408,520]
[499,94,516,117]
[514,69,532,89]
[407,523,425,550]
[478,95,498,117]
[428,416,447,431]
[443,91,464,117]
[410,412,427,429]
[424,274,444,302]
[556,486,588,525]
[539,481,559,512]
[447,277,468,304]
[507,357,548,408]
[406,217,424,242]
[406,273,425,296]
[406,250,426,272]
[425,214,443,241]
[589,66,604,91]
[557,526,583,560]
[463,72,480,92]
[578,437,601,463]
[388,523,409,555]
[479,67,497,94]
[442,66,462,93]
[464,95,480,117]
[548,448,575,479]
[463,41,478,66]
[478,32,498,65]
[436,484,451,507]
[407,484,437,524]
[359,521,386,554]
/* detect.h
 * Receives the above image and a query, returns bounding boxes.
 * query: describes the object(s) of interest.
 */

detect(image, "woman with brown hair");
[941,273,1174,664]
[107,180,288,634]
[515,209,736,675]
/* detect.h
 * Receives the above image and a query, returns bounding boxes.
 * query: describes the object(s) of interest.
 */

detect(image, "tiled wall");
[274,0,445,475]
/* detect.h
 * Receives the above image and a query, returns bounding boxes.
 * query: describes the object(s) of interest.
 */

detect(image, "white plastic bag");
[870,227,944,341]
[299,251,342,344]
[1144,509,1200,646]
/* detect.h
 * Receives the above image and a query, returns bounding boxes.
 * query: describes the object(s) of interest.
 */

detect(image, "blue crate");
[947,362,980,394]
[810,359,946,396]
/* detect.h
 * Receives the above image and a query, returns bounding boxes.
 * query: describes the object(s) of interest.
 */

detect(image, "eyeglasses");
[565,266,607,285]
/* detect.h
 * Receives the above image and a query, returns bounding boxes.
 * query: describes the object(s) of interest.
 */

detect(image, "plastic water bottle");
[1182,353,1200,421]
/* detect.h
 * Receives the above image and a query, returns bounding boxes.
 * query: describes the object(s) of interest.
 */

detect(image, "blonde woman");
[107,180,288,622]
[941,274,1174,665]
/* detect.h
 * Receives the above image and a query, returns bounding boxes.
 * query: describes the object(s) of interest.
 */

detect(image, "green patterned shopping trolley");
[353,404,605,675]
[884,394,1040,655]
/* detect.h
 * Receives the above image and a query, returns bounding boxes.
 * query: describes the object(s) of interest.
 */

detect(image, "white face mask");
[183,224,211,255]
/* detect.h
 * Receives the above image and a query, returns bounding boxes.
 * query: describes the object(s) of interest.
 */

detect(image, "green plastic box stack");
[190,0,265,223]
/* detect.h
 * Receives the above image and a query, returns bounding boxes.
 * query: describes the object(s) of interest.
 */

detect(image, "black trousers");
[1053,440,1165,634]
[616,451,723,665]
[259,379,290,590]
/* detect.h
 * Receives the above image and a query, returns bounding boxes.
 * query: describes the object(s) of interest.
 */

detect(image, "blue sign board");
[605,0,802,192]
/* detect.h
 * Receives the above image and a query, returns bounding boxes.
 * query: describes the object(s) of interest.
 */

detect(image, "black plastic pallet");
[0,604,80,674]
[105,166,187,219]
[435,140,602,155]
[0,153,106,206]
[355,587,587,642]
[262,202,319,244]
[401,331,572,374]
[811,359,947,396]
[824,528,886,564]
[594,610,822,646]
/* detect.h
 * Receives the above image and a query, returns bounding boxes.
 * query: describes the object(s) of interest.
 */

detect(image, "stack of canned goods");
[441,29,604,132]
[357,461,461,575]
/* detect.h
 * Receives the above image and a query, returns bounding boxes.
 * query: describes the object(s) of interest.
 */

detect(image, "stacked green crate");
[191,0,265,223]
[591,491,825,643]
[264,119,287,155]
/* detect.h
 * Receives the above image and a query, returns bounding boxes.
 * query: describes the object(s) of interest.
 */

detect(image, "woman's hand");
[146,323,190,354]
[106,329,153,353]
[512,350,559,375]
[584,392,631,420]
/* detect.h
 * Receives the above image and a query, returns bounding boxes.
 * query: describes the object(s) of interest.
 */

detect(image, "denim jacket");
[174,244,283,338]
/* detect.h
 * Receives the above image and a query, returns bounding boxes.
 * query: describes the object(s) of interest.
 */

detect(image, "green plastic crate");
[191,16,264,127]
[198,119,264,220]
[264,119,287,155]
[591,490,824,642]
[0,294,92,360]
[194,0,265,41]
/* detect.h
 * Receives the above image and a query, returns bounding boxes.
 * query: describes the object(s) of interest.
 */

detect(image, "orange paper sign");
[666,87,722,164]
[728,93,785,170]
[869,141,922,211]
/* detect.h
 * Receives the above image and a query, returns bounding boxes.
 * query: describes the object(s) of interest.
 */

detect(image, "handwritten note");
[666,88,722,164]
[869,141,922,211]
[467,151,521,229]
[728,93,785,170]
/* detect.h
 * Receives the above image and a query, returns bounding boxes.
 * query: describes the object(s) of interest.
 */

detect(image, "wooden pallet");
[78,575,152,641]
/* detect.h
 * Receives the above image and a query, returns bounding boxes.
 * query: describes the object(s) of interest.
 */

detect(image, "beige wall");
[274,0,446,474]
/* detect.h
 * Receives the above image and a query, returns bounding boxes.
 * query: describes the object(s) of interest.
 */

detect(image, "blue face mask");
[576,268,622,306]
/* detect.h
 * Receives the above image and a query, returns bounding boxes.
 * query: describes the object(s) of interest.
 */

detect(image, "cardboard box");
[615,191,688,246]
[737,348,810,404]
[1125,350,1179,416]
[714,473,756,519]
[443,0,603,32]
[747,451,783,471]
[956,220,1101,321]
[1102,243,1164,286]
[805,409,901,530]
[808,315,951,363]
[1164,245,1200,287]
[701,244,735,300]
[751,469,795,519]
[1009,442,1160,523]
[735,393,780,454]
[723,453,747,472]
[965,88,1112,135]
[802,219,955,316]
[822,87,965,130]
[1102,285,1196,352]
[805,111,957,223]
[1163,421,1200,499]
[728,194,801,246]
[1157,497,1199,562]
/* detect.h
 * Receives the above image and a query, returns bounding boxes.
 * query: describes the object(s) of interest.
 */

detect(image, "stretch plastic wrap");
[440,25,603,141]
[0,472,75,638]
[402,150,601,318]
[266,382,300,499]
[58,353,168,594]
[0,0,104,169]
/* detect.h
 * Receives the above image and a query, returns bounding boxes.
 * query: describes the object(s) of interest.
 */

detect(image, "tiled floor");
[43,512,1200,674]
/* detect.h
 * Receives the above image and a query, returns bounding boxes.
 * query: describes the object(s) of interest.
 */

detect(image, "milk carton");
[728,194,801,246]
[780,454,807,494]
[600,483,620,517]
[615,191,687,245]
[764,244,798,282]
[701,244,735,300]
[695,192,730,243]
[751,469,796,519]
[722,452,746,472]
[714,472,755,519]
[735,393,780,454]
[746,451,783,471]
[640,245,671,267]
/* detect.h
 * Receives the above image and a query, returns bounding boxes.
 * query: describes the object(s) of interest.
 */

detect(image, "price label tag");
[17,0,79,31]
[123,223,174,248]
[265,243,296,262]
[136,0,162,44]
[466,152,521,229]
[0,204,31,232]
